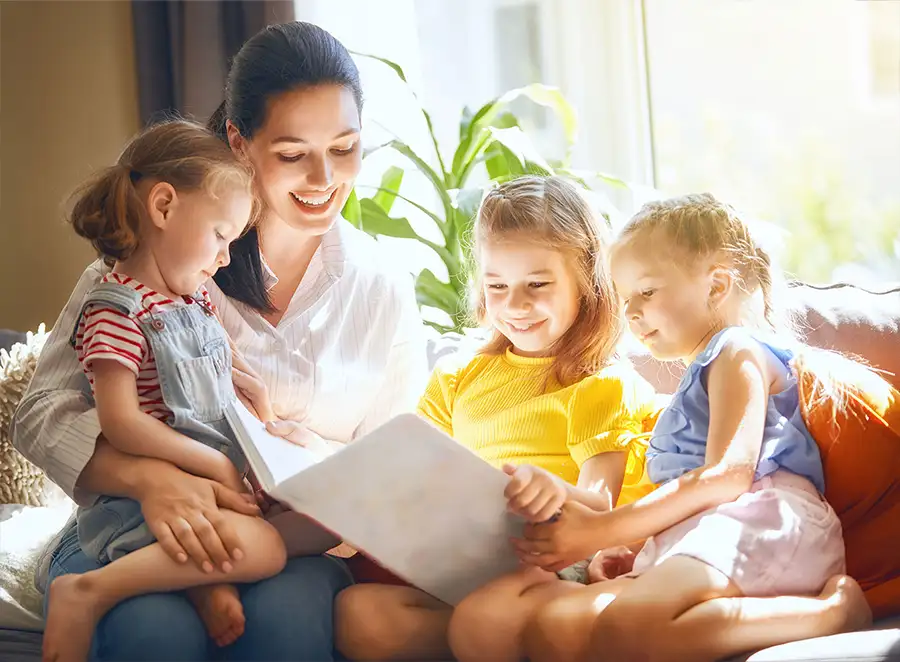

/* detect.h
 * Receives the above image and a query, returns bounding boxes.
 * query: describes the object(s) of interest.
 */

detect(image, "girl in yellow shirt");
[335,175,660,661]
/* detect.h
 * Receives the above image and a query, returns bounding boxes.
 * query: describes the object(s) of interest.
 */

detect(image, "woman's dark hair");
[209,21,363,313]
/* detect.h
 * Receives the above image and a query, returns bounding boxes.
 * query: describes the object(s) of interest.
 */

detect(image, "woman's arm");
[10,261,106,503]
[78,438,259,571]
[518,339,772,567]
[91,359,242,490]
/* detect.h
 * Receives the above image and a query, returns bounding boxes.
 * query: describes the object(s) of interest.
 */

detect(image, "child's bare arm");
[567,452,627,512]
[91,359,243,491]
[578,339,773,550]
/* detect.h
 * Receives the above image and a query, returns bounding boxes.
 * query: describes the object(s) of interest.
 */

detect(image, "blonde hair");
[620,192,894,419]
[471,175,621,386]
[69,119,254,266]
[619,192,788,334]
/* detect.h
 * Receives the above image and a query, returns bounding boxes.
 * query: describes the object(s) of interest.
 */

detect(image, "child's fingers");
[507,480,544,513]
[503,465,533,499]
[512,487,554,521]
[531,493,565,524]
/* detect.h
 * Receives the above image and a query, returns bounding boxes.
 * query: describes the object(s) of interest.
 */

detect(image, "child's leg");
[42,510,286,662]
[335,583,452,661]
[447,566,583,662]
[526,557,872,662]
[640,574,872,662]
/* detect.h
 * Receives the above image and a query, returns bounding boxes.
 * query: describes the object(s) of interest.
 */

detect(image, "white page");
[225,399,323,491]
[273,414,525,606]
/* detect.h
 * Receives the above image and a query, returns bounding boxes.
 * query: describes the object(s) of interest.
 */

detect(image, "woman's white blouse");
[12,220,427,505]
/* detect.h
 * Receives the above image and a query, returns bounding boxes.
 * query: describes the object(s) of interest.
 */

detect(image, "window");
[644,0,900,284]
[493,2,549,132]
[866,1,900,101]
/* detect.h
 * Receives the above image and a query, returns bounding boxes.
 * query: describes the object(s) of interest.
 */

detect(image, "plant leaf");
[459,105,474,144]
[454,84,578,176]
[452,107,520,178]
[384,139,455,238]
[415,268,458,314]
[424,319,454,334]
[372,166,404,215]
[342,189,361,228]
[497,84,578,149]
[359,198,418,240]
[350,50,408,82]
[484,140,525,180]
[359,198,459,274]
[356,184,445,230]
[353,51,448,178]
[485,126,553,173]
[556,167,630,189]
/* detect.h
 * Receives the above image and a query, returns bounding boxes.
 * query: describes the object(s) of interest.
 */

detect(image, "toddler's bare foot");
[43,574,109,662]
[188,583,246,647]
[821,575,872,632]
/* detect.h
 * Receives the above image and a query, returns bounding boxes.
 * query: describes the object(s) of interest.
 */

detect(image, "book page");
[274,414,525,605]
[225,399,322,491]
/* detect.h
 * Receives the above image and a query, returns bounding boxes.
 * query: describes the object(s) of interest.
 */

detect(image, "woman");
[13,21,425,661]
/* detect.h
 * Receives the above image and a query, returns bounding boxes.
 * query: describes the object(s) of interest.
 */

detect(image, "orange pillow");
[795,356,900,619]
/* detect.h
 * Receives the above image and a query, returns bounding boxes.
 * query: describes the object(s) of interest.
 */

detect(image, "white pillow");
[0,502,74,631]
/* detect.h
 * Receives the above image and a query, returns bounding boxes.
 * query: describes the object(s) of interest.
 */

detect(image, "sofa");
[1,281,899,662]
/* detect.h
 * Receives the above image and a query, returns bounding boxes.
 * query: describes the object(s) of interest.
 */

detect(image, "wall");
[0,0,140,332]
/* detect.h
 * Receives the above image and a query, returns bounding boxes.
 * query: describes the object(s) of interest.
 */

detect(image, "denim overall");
[70,281,246,563]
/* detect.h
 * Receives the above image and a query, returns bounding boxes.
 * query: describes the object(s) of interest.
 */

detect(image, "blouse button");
[151,318,165,331]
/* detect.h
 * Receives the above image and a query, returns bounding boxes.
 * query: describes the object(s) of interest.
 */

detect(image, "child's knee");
[525,595,591,660]
[226,512,287,577]
[334,585,408,660]
[448,587,523,661]
[590,601,646,660]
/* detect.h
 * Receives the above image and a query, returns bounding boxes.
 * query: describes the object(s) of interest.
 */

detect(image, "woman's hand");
[136,462,260,573]
[513,500,606,572]
[586,545,637,583]
[264,419,335,459]
[229,337,276,422]
[503,463,568,523]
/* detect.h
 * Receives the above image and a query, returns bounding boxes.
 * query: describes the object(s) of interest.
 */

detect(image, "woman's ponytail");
[207,100,229,142]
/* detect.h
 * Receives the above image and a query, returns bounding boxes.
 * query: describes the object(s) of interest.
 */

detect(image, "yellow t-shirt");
[416,348,660,506]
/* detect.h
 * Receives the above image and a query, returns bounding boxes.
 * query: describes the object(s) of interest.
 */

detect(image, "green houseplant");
[344,54,628,333]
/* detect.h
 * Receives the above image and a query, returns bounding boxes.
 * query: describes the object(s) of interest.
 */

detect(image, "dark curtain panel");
[132,0,295,125]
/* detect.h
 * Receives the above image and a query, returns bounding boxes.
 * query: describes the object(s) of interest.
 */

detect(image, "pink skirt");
[630,470,845,596]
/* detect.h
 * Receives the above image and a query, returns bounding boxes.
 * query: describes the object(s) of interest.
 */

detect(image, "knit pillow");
[0,325,52,506]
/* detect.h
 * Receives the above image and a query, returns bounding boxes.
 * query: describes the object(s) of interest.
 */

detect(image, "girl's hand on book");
[503,463,568,523]
[512,500,605,572]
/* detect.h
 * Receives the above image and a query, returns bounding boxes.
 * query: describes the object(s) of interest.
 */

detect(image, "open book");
[224,399,525,605]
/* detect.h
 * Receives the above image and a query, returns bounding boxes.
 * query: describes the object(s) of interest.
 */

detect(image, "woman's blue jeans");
[45,522,354,661]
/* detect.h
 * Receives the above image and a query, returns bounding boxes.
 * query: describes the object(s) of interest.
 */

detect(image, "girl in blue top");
[472,193,873,662]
